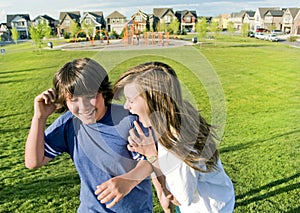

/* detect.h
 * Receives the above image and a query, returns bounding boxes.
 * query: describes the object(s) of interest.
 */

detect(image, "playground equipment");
[74,29,110,45]
[122,19,169,47]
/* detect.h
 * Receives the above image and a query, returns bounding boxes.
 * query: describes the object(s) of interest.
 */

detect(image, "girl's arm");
[25,89,56,169]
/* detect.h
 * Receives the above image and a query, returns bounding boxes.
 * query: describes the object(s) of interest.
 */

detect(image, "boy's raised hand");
[34,88,57,119]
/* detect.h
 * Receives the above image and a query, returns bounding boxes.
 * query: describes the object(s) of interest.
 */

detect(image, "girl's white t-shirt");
[157,143,235,213]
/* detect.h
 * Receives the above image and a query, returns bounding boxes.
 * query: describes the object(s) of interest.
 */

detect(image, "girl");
[113,62,235,213]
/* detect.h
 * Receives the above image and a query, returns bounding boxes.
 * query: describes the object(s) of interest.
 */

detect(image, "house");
[243,11,255,31]
[6,14,31,39]
[264,10,284,31]
[175,10,197,32]
[228,11,246,31]
[282,8,300,34]
[151,8,176,31]
[32,14,59,36]
[106,11,127,35]
[58,11,81,37]
[130,9,149,33]
[294,10,300,35]
[0,23,9,41]
[80,11,106,36]
[254,7,280,30]
[218,14,230,30]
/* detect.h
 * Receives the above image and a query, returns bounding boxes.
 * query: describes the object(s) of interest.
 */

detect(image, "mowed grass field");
[0,36,299,212]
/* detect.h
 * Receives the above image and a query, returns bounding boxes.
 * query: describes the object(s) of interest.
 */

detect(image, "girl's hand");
[34,88,56,119]
[127,121,157,157]
[95,176,137,208]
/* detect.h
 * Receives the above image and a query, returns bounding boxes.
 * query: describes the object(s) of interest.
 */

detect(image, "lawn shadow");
[0,65,58,76]
[285,206,300,213]
[235,173,300,207]
[0,172,80,206]
[220,129,300,153]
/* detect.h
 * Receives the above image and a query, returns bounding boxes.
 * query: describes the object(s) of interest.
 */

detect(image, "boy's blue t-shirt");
[44,104,152,213]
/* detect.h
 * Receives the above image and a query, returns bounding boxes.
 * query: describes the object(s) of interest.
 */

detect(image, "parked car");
[255,32,265,39]
[248,31,255,37]
[266,34,279,42]
[256,28,269,33]
[271,30,283,35]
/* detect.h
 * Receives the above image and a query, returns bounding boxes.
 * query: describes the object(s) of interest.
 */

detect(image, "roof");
[245,11,255,17]
[130,9,148,20]
[33,14,56,22]
[175,10,197,19]
[106,10,126,19]
[286,8,300,18]
[83,11,103,18]
[59,11,80,22]
[153,8,174,18]
[257,7,280,17]
[266,10,284,17]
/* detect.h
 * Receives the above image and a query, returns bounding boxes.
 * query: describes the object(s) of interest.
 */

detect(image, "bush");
[288,36,298,42]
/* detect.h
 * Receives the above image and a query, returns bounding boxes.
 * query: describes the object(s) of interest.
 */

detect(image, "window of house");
[65,20,70,26]
[185,16,191,23]
[85,19,91,25]
[135,15,142,22]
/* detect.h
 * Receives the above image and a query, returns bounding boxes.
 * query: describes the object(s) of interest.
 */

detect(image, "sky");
[0,0,299,23]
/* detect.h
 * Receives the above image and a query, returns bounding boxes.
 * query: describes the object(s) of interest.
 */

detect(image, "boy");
[25,58,153,212]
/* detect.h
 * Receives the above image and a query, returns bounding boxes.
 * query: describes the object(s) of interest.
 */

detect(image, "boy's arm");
[25,89,56,169]
[95,160,153,208]
[25,116,52,169]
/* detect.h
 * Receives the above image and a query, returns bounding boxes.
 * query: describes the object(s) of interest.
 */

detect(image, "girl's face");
[123,82,151,127]
[66,92,106,124]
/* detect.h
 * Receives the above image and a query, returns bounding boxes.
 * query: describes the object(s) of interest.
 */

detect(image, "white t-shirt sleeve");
[158,143,198,206]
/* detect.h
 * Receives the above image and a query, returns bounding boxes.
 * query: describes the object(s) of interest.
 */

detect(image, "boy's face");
[66,92,106,124]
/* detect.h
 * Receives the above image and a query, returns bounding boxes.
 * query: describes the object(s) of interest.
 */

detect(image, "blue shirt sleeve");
[44,111,73,158]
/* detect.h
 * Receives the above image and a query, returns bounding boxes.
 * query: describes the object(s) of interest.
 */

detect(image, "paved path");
[53,38,194,51]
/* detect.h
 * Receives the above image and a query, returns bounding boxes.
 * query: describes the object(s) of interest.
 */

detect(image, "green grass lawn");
[0,37,299,212]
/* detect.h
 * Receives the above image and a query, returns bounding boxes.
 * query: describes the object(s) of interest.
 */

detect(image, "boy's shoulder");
[110,103,137,123]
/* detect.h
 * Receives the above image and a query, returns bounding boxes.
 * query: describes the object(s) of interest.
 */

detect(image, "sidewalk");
[54,38,193,51]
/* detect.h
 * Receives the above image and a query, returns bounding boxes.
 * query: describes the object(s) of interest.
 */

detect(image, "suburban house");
[243,11,255,31]
[254,7,280,30]
[282,8,300,34]
[6,14,31,39]
[218,14,230,30]
[106,11,127,34]
[0,23,9,41]
[80,11,106,36]
[229,11,246,31]
[151,8,176,31]
[294,10,300,34]
[32,14,59,36]
[58,11,81,37]
[175,10,197,32]
[130,9,149,33]
[263,10,284,31]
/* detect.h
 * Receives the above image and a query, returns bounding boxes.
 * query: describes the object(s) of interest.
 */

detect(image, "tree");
[157,20,167,32]
[196,17,208,40]
[210,20,220,39]
[70,22,80,38]
[29,20,51,50]
[241,23,250,38]
[227,21,235,36]
[11,27,19,44]
[81,22,94,38]
[168,19,180,34]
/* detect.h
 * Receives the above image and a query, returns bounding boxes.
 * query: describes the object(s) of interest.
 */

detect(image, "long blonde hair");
[114,62,219,172]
